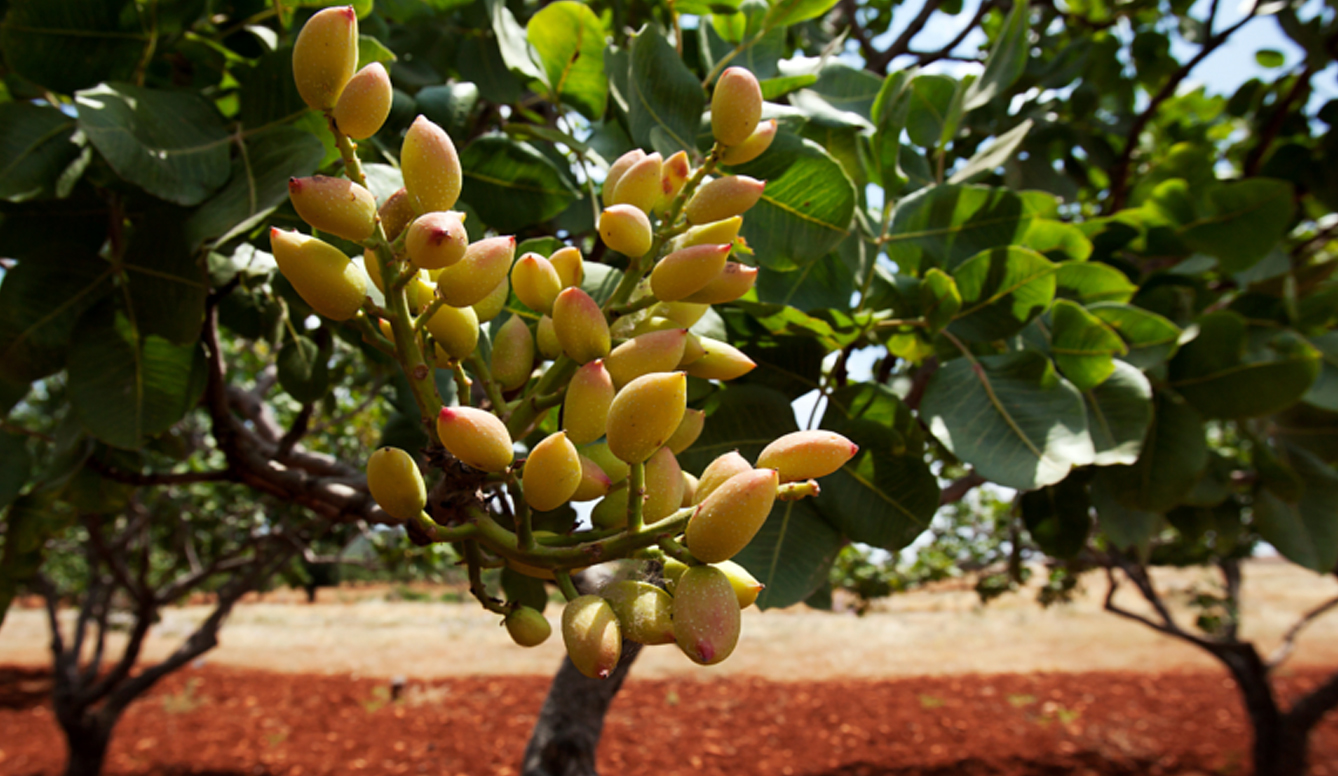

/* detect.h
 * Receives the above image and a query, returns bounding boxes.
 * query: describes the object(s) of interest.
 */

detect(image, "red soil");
[1,664,1336,776]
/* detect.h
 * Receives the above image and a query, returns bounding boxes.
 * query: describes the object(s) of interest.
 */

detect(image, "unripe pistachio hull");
[572,455,612,502]
[598,205,653,257]
[580,442,630,485]
[605,372,687,464]
[683,337,757,381]
[684,176,765,225]
[505,606,552,647]
[491,315,535,391]
[563,360,615,446]
[693,450,753,505]
[681,262,758,305]
[523,432,582,512]
[333,62,393,140]
[549,246,584,289]
[602,581,675,645]
[289,176,378,242]
[685,468,779,563]
[511,253,562,315]
[755,430,859,482]
[665,408,706,455]
[674,217,742,250]
[552,288,611,364]
[655,151,691,213]
[604,328,688,389]
[643,446,685,522]
[269,229,368,321]
[720,119,778,166]
[472,278,509,323]
[435,236,515,307]
[406,211,469,270]
[402,115,462,214]
[378,187,416,241]
[536,315,562,359]
[602,150,646,208]
[437,406,514,472]
[610,153,662,214]
[562,596,622,679]
[366,447,426,521]
[673,566,741,665]
[424,302,479,362]
[714,559,765,608]
[651,243,732,303]
[292,6,358,111]
[711,67,764,147]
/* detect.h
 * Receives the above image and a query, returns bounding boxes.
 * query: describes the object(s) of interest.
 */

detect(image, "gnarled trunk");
[521,643,642,776]
[55,712,113,776]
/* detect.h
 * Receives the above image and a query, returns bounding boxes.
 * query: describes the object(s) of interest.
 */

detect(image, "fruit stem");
[554,571,581,602]
[515,484,535,551]
[329,118,443,445]
[351,312,397,356]
[465,503,694,569]
[607,294,660,318]
[410,511,478,542]
[466,351,509,415]
[657,535,699,566]
[505,355,577,439]
[626,461,646,534]
[450,362,473,407]
[463,540,510,614]
[414,295,448,333]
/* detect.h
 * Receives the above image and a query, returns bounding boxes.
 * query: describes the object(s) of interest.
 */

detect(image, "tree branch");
[1243,63,1316,177]
[1105,1,1261,212]
[1268,593,1338,669]
[939,471,985,506]
[84,457,233,487]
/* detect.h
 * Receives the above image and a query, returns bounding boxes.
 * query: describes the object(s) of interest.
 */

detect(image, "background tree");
[2,1,1337,776]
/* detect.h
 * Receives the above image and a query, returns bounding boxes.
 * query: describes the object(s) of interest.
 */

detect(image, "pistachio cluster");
[281,9,855,676]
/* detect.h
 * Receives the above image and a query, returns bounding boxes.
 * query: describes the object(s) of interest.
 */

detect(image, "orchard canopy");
[1,0,1337,625]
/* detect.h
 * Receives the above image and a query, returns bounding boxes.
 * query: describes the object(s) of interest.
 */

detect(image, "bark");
[520,643,643,776]
[1216,645,1308,776]
[57,718,112,776]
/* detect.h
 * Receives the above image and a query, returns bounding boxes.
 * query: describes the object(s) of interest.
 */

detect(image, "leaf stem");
[626,461,646,534]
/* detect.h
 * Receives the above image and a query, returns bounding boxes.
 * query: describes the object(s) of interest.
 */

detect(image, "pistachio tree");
[3,1,1338,776]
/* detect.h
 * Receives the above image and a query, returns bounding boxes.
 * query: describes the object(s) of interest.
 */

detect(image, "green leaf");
[457,36,523,106]
[124,211,208,345]
[67,307,207,450]
[1273,403,1338,466]
[964,0,1030,110]
[527,1,608,120]
[1149,178,1297,273]
[1082,360,1154,466]
[734,497,842,610]
[0,102,83,202]
[921,349,1094,490]
[1049,299,1128,391]
[1255,49,1286,68]
[0,244,114,385]
[237,48,308,130]
[1168,311,1321,418]
[1089,302,1182,370]
[760,74,818,100]
[459,136,579,233]
[416,83,481,140]
[277,335,333,404]
[0,0,145,94]
[76,83,232,207]
[764,0,841,27]
[948,246,1057,341]
[1090,471,1160,550]
[884,185,1042,273]
[818,384,940,551]
[487,0,544,82]
[581,262,624,305]
[501,567,549,614]
[1024,220,1094,263]
[680,384,799,475]
[1100,391,1207,513]
[919,268,961,334]
[737,334,826,398]
[700,10,784,80]
[949,120,1033,184]
[627,26,704,153]
[1252,449,1338,572]
[1020,474,1091,558]
[753,253,856,311]
[1,493,75,626]
[185,126,325,250]
[870,69,915,196]
[1055,263,1136,305]
[0,432,32,512]
[905,74,958,148]
[730,133,856,270]
[1304,332,1338,412]
[357,34,397,69]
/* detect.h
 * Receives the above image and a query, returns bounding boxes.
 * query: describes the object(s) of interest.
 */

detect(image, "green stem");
[514,480,535,551]
[451,362,472,407]
[466,503,693,569]
[505,356,577,438]
[657,535,698,565]
[554,571,581,602]
[351,312,397,357]
[415,296,447,333]
[626,461,646,534]
[463,540,508,614]
[331,121,443,444]
[466,350,509,415]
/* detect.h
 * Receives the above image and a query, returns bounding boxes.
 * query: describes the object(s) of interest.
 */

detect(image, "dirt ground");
[1,560,1337,775]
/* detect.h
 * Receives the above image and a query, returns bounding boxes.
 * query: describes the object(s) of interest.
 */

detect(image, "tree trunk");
[1219,646,1309,776]
[58,717,112,776]
[520,642,642,776]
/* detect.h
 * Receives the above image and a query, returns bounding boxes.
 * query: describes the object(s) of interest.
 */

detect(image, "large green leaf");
[764,0,841,27]
[1179,179,1296,273]
[870,69,915,196]
[680,384,798,475]
[123,210,208,345]
[921,349,1094,490]
[1272,403,1338,465]
[0,102,83,202]
[1090,471,1161,550]
[905,74,958,148]
[0,432,32,512]
[1252,448,1338,573]
[417,83,481,140]
[76,83,232,207]
[627,26,704,153]
[1020,473,1091,558]
[526,1,608,120]
[818,384,939,551]
[277,335,333,404]
[1,493,75,626]
[67,308,207,450]
[1100,391,1207,513]
[0,244,114,384]
[237,47,309,129]
[1082,360,1154,466]
[947,246,1057,341]
[487,0,544,82]
[459,136,579,232]
[1089,302,1182,369]
[753,253,857,312]
[700,14,784,80]
[733,498,843,610]
[0,0,145,94]
[1168,311,1321,418]
[1049,299,1127,391]
[1302,332,1338,412]
[731,133,857,270]
[883,185,1041,273]
[185,126,325,250]
[1055,263,1137,305]
[1025,219,1094,263]
[963,0,1030,110]
[948,120,1033,184]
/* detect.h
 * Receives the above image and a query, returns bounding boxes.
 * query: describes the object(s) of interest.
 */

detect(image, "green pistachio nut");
[755,430,859,482]
[562,360,615,446]
[333,62,393,140]
[288,175,377,242]
[505,606,552,647]
[650,244,732,302]
[511,252,563,315]
[684,176,765,225]
[434,236,515,307]
[436,406,514,472]
[562,595,622,679]
[406,211,469,270]
[491,315,536,392]
[605,372,687,464]
[552,287,611,364]
[685,468,779,563]
[269,228,368,321]
[292,6,358,111]
[424,301,480,362]
[602,581,675,645]
[665,408,706,455]
[610,152,663,214]
[523,431,582,512]
[643,445,685,522]
[673,566,742,665]
[720,119,777,166]
[598,205,653,257]
[683,337,757,381]
[602,149,646,208]
[402,115,462,214]
[710,67,763,147]
[693,450,753,505]
[604,328,689,389]
[365,447,426,522]
[549,246,584,289]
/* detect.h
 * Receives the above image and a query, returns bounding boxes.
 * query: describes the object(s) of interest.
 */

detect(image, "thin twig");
[1268,593,1338,669]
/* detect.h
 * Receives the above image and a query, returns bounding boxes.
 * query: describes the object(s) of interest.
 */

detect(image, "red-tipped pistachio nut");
[288,176,377,242]
[292,6,358,111]
[269,228,368,321]
[436,406,514,472]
